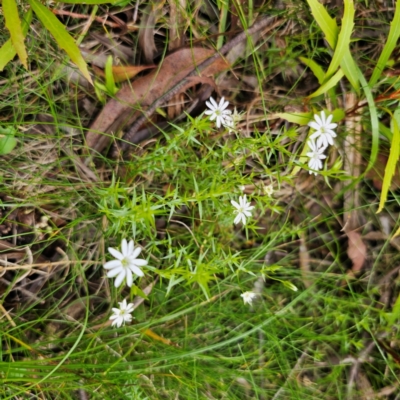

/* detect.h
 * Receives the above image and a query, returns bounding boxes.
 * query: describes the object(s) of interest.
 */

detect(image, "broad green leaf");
[56,0,119,3]
[369,0,400,87]
[276,112,313,125]
[306,0,338,47]
[27,0,93,84]
[325,0,354,80]
[358,69,379,174]
[340,48,360,92]
[277,109,344,126]
[3,0,28,68]
[308,69,344,98]
[299,57,325,83]
[306,0,359,92]
[377,109,400,213]
[0,9,32,71]
[0,127,17,155]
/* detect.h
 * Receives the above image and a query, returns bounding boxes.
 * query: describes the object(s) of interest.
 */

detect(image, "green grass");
[1,0,400,399]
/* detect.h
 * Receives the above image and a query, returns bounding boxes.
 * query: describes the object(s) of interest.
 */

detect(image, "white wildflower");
[205,96,232,128]
[240,291,257,305]
[263,184,274,196]
[306,139,327,175]
[104,239,147,288]
[109,299,135,328]
[223,107,242,132]
[308,111,337,148]
[231,194,254,225]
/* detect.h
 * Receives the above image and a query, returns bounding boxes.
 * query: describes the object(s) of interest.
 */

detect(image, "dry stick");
[115,16,276,156]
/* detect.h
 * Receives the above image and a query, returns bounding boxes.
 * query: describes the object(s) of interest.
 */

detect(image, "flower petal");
[129,265,144,277]
[114,271,126,288]
[132,259,147,267]
[231,200,240,209]
[108,247,124,260]
[131,246,142,259]
[104,260,122,270]
[126,270,133,287]
[107,266,124,277]
[121,239,128,256]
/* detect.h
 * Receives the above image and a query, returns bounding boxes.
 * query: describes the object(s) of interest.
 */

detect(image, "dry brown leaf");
[92,64,156,83]
[347,231,367,273]
[86,47,229,154]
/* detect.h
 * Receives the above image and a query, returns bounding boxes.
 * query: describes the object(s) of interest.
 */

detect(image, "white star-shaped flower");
[104,239,147,288]
[240,291,257,305]
[204,96,232,128]
[109,299,135,328]
[223,107,243,132]
[231,194,254,225]
[306,139,327,175]
[308,111,337,148]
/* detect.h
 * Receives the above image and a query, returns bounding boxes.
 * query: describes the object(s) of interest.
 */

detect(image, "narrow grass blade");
[27,0,93,84]
[0,9,32,71]
[306,0,338,47]
[369,0,400,87]
[377,110,400,213]
[308,69,344,98]
[325,0,354,80]
[358,69,379,174]
[299,56,325,83]
[3,0,28,68]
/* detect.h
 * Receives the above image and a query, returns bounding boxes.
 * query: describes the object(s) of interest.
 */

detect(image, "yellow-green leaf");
[299,57,325,83]
[377,110,400,213]
[3,0,28,68]
[358,69,379,173]
[27,0,93,84]
[306,0,359,93]
[276,112,313,125]
[308,69,344,98]
[306,0,338,47]
[325,0,354,80]
[0,9,32,71]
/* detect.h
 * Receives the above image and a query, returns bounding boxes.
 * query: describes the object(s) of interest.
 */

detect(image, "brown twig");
[115,16,277,156]
[52,9,123,29]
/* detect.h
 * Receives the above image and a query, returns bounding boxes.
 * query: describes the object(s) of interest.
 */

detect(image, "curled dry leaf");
[347,231,367,273]
[86,47,229,154]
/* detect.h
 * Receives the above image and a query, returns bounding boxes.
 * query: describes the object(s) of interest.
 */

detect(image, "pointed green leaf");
[306,0,338,47]
[369,0,400,87]
[0,9,32,71]
[308,69,344,98]
[306,0,359,92]
[358,69,379,174]
[27,0,93,84]
[3,0,28,68]
[340,48,360,91]
[299,57,325,83]
[377,110,400,213]
[0,127,17,155]
[325,0,354,80]
[276,112,313,125]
